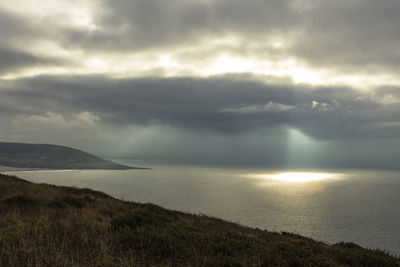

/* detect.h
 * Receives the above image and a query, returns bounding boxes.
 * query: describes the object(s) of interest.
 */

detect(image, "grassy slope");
[0,174,399,267]
[0,142,136,170]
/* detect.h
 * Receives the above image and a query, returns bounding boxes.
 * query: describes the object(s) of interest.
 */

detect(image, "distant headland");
[0,141,145,170]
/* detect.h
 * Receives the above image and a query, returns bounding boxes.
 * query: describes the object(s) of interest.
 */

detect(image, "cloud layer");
[0,75,400,169]
[1,0,400,169]
[1,0,400,85]
[3,75,400,138]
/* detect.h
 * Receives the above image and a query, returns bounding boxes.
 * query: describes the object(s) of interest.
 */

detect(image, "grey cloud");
[1,75,400,140]
[0,46,69,73]
[291,0,400,71]
[0,9,76,73]
[60,0,300,51]
[1,74,400,169]
[1,0,399,76]
[0,10,32,42]
[57,0,400,74]
[0,9,53,46]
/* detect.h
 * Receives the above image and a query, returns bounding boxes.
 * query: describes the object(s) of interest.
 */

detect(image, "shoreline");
[0,165,149,174]
[0,165,48,173]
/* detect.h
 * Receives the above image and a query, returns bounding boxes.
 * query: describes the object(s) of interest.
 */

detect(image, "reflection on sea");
[246,171,339,182]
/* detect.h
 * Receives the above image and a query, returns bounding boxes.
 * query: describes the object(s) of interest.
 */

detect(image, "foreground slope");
[0,142,136,170]
[0,174,399,266]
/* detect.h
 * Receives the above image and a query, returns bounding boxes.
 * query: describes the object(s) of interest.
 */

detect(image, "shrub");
[2,196,39,206]
[60,196,87,208]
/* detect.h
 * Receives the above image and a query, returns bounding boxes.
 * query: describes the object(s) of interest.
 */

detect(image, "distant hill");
[0,142,138,170]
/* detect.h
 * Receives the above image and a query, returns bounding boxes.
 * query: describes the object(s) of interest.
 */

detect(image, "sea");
[7,160,400,255]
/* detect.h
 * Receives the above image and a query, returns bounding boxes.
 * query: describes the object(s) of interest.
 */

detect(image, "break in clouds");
[1,0,400,169]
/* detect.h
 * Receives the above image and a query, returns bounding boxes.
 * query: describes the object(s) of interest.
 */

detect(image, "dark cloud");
[1,0,399,76]
[57,0,299,52]
[1,75,400,140]
[0,46,70,73]
[48,0,400,75]
[1,74,400,169]
[0,9,53,47]
[290,0,400,72]
[0,9,75,74]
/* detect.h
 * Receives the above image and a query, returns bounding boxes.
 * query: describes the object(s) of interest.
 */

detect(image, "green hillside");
[0,142,137,170]
[0,173,398,266]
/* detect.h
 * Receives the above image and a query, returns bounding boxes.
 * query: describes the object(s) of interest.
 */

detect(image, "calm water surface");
[8,162,400,255]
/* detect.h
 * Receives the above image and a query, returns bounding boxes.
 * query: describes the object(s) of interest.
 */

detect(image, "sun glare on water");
[252,172,336,182]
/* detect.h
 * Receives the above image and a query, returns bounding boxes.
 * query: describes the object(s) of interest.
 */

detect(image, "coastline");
[0,165,149,174]
[0,165,48,173]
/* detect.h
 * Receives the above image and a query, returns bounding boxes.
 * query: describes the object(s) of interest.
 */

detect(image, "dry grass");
[0,173,399,266]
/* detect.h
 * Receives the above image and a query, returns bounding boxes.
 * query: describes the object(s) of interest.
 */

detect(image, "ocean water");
[8,162,400,255]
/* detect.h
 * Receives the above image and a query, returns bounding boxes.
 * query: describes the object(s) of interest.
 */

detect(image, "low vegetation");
[0,173,399,266]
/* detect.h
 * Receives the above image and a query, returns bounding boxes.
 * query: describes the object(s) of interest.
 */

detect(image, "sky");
[1,0,400,169]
